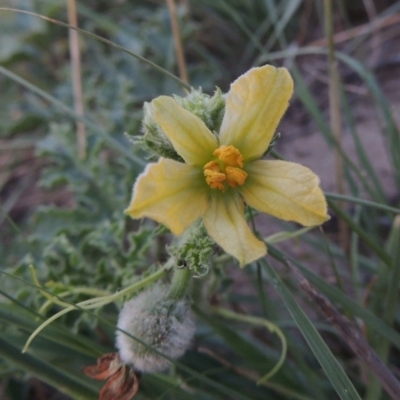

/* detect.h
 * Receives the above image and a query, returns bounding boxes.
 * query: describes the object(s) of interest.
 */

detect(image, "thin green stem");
[256,263,269,319]
[350,205,362,303]
[30,265,111,311]
[167,267,191,300]
[23,265,168,352]
[213,307,287,384]
[320,227,344,292]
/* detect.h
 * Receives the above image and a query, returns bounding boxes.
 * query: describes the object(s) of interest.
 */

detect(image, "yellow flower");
[126,65,329,267]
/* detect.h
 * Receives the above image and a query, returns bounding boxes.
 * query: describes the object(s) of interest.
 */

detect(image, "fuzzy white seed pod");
[116,285,195,373]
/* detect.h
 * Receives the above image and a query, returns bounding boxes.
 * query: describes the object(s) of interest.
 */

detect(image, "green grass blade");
[290,66,377,199]
[0,338,99,400]
[262,259,362,400]
[264,0,302,51]
[350,205,362,303]
[381,216,400,330]
[328,200,391,266]
[339,83,387,202]
[0,304,104,357]
[194,306,280,373]
[366,216,400,400]
[335,52,400,189]
[194,306,318,398]
[325,193,400,214]
[268,246,400,351]
[218,0,265,54]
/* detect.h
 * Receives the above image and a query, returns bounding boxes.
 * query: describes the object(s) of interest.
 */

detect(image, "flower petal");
[152,96,218,167]
[240,160,329,226]
[203,192,266,267]
[83,353,122,380]
[125,158,208,235]
[99,365,139,400]
[219,65,293,162]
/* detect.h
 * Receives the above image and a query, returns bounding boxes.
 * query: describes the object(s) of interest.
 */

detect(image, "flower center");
[203,145,248,190]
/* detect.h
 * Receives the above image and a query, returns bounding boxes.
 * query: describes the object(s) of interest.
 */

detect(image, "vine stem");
[213,307,287,384]
[167,266,191,300]
[23,264,169,353]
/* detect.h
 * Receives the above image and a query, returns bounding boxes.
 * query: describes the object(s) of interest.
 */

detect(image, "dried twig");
[309,12,400,47]
[198,347,259,381]
[297,0,313,46]
[197,347,312,400]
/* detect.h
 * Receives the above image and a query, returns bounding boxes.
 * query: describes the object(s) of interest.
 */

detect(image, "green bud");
[138,88,226,161]
[168,223,214,278]
[174,88,226,134]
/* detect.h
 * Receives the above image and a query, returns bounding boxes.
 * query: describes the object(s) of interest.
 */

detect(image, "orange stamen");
[225,166,247,187]
[204,145,247,190]
[213,145,244,168]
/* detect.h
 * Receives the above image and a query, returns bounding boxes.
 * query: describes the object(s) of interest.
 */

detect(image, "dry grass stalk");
[324,0,349,253]
[310,12,400,47]
[166,0,189,85]
[67,0,86,159]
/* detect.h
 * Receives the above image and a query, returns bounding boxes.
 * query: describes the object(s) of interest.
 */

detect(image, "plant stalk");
[324,0,349,253]
[166,0,189,85]
[167,266,191,300]
[67,0,86,159]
